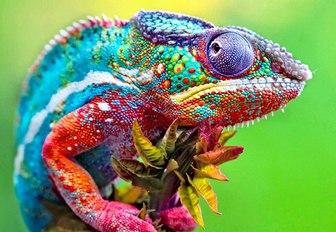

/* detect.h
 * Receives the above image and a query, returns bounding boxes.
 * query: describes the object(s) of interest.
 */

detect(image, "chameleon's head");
[133,11,312,127]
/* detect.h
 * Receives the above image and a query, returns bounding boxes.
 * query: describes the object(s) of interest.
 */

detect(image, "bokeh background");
[0,0,335,231]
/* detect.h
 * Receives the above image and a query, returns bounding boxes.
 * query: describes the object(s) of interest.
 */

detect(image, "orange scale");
[198,101,205,106]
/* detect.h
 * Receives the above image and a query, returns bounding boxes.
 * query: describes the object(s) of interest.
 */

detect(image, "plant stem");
[149,127,199,219]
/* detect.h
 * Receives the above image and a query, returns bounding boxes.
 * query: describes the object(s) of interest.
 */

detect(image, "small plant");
[112,120,244,229]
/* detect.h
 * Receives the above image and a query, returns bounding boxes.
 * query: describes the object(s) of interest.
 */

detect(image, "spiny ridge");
[29,14,129,74]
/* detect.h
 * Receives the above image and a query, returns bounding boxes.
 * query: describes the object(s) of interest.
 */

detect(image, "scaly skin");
[14,10,312,232]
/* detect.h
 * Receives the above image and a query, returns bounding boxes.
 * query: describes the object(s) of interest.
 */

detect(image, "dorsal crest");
[29,14,128,74]
[132,10,214,44]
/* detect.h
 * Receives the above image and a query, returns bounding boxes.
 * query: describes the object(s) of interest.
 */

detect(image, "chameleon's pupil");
[211,42,221,54]
[207,32,254,77]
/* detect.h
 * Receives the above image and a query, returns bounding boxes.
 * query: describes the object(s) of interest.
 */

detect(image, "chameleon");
[14,10,312,232]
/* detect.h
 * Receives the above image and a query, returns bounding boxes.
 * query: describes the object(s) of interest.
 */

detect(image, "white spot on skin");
[49,122,55,129]
[67,147,72,151]
[14,145,24,175]
[118,67,154,85]
[118,67,138,84]
[97,102,111,111]
[118,67,138,76]
[105,118,112,122]
[137,70,153,85]
[157,63,165,74]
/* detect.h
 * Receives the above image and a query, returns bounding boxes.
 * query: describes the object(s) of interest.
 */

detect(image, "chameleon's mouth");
[170,76,306,128]
[170,77,305,104]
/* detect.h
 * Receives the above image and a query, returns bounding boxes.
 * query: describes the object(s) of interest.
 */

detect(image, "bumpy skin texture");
[15,10,312,232]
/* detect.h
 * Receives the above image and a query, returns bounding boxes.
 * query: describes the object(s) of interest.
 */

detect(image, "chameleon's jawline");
[170,77,305,104]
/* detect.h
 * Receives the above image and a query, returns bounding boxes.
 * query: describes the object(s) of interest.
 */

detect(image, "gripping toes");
[97,201,156,232]
[158,206,197,232]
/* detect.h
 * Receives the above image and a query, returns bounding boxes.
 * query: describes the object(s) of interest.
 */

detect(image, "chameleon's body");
[15,11,312,232]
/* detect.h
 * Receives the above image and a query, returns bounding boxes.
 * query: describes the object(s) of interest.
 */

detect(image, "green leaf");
[194,146,244,165]
[116,159,152,177]
[173,170,186,184]
[178,183,204,228]
[187,174,220,215]
[216,131,237,147]
[193,164,229,181]
[132,120,165,168]
[111,157,162,191]
[130,176,162,192]
[138,203,155,220]
[111,157,133,181]
[159,119,179,156]
[161,159,179,181]
[138,203,147,220]
[115,186,146,204]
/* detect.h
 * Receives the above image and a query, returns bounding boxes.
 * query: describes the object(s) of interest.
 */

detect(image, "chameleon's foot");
[95,201,156,232]
[158,206,197,232]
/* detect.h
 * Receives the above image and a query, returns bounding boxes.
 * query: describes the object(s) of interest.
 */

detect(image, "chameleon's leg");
[42,96,156,232]
[159,206,198,231]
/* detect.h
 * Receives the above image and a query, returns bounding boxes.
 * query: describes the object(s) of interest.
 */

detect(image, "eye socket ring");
[207,32,254,77]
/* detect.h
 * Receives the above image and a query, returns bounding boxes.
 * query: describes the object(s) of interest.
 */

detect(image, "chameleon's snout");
[265,42,312,81]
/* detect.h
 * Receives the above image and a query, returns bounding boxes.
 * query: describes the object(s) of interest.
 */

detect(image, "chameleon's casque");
[15,10,312,232]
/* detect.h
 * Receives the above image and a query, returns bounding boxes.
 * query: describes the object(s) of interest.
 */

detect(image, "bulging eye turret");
[207,32,254,77]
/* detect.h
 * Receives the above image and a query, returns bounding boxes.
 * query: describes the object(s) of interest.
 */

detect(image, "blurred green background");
[0,0,335,231]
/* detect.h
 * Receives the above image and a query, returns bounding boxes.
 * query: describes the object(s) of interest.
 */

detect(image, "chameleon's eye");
[207,32,254,77]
